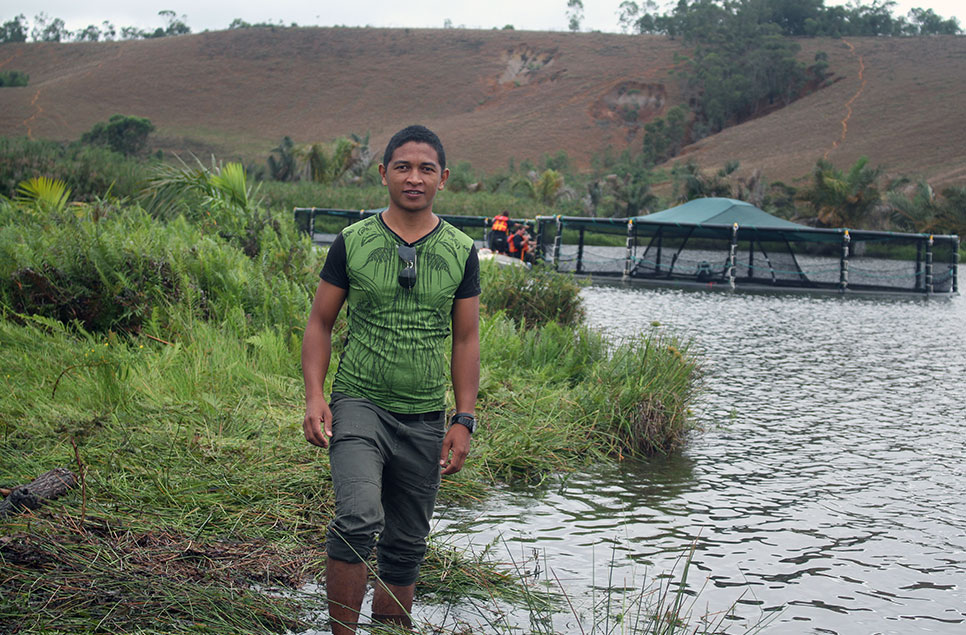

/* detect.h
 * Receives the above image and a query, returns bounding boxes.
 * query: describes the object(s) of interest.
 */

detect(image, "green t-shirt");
[321,213,479,413]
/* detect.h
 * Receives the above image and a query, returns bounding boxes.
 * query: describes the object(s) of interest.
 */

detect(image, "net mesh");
[535,215,958,294]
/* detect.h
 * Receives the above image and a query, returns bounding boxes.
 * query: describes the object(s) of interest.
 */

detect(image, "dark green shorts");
[326,393,445,586]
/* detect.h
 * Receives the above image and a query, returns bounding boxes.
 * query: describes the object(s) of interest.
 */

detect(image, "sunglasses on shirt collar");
[397,244,417,290]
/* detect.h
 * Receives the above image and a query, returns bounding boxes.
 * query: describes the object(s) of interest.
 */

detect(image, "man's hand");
[303,397,333,448]
[439,424,471,475]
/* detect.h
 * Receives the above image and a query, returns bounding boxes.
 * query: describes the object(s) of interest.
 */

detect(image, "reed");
[509,541,775,635]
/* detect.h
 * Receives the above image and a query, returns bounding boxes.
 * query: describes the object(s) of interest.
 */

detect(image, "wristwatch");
[450,412,476,434]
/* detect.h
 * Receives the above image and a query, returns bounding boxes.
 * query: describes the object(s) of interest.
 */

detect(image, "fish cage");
[294,200,959,296]
[533,198,959,295]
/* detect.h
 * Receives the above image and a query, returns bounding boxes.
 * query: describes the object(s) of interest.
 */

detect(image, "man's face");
[379,141,449,213]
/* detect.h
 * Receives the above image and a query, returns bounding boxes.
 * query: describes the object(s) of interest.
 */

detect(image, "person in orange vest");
[488,211,510,254]
[507,224,532,262]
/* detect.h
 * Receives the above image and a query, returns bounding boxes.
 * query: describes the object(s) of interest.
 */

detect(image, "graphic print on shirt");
[332,216,472,412]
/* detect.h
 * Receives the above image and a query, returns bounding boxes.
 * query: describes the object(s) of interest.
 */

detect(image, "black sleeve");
[454,245,481,299]
[319,233,349,289]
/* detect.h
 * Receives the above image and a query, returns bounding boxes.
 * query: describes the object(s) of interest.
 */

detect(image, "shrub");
[479,261,585,328]
[80,114,156,156]
[0,70,29,87]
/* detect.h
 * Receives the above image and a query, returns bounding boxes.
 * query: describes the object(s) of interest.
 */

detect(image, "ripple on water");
[433,288,966,633]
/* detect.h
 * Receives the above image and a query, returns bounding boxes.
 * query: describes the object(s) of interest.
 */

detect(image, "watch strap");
[450,412,476,433]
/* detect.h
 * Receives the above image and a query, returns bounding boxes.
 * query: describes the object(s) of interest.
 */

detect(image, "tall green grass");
[0,185,703,633]
[0,198,321,335]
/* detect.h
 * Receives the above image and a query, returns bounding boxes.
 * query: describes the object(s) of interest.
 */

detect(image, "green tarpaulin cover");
[635,198,810,230]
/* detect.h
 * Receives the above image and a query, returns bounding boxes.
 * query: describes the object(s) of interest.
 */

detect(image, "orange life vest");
[508,232,529,258]
[491,214,509,233]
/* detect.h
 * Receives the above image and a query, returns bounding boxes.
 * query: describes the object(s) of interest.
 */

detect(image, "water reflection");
[435,286,966,633]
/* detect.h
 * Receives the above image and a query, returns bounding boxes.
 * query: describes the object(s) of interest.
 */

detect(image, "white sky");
[4,0,963,35]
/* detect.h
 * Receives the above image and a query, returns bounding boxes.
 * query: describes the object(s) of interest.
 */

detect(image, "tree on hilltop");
[30,12,69,42]
[0,14,28,43]
[567,0,584,32]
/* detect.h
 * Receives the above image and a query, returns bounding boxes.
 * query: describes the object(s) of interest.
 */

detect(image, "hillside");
[1,27,964,188]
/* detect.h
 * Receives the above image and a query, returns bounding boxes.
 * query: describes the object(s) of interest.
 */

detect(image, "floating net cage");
[295,200,959,296]
[533,215,959,294]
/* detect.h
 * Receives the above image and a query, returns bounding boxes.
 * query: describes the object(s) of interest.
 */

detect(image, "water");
[431,285,966,633]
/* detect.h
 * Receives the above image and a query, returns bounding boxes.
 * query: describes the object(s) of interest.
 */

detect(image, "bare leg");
[371,579,415,630]
[326,557,368,634]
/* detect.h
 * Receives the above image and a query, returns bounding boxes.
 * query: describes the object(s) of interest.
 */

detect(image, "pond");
[430,284,966,633]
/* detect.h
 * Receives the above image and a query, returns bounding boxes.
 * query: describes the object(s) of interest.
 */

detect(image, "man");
[487,210,510,254]
[302,125,480,634]
[508,224,531,262]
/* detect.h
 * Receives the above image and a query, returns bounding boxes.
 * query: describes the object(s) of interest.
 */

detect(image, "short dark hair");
[382,125,446,171]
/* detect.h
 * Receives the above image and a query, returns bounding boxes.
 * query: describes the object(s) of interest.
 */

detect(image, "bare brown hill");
[1,27,964,188]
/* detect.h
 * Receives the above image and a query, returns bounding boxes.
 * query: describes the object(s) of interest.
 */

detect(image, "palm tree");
[887,179,943,234]
[534,169,564,206]
[937,186,966,237]
[299,136,369,184]
[670,160,737,203]
[616,174,658,217]
[145,157,256,223]
[798,156,882,228]
[268,136,298,182]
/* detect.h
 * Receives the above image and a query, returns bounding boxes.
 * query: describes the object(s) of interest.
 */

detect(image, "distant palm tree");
[268,136,298,182]
[512,169,569,207]
[671,160,737,203]
[616,175,658,217]
[534,169,564,205]
[298,136,370,185]
[798,156,882,228]
[937,186,966,237]
[887,179,943,234]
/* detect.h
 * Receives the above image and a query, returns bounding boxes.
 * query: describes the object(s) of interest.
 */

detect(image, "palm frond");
[16,176,71,212]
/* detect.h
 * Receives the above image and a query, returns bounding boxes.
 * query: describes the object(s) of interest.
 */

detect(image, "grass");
[0,301,703,633]
[0,312,526,633]
[0,182,713,633]
[0,310,674,632]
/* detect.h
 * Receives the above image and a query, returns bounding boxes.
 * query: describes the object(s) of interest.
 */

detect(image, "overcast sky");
[4,0,963,35]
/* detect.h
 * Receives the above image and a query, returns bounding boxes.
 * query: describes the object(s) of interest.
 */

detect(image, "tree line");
[0,10,190,43]
[0,11,297,44]
[617,0,961,38]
